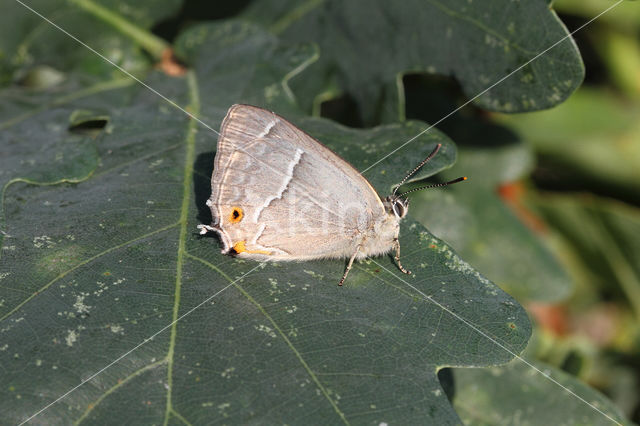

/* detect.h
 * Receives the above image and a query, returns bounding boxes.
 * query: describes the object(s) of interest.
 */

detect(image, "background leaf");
[241,0,585,124]
[0,0,180,86]
[451,358,630,425]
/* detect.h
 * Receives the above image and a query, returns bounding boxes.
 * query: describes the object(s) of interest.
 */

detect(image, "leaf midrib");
[163,69,199,425]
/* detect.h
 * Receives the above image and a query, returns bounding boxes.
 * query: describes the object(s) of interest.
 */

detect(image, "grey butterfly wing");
[207,104,386,260]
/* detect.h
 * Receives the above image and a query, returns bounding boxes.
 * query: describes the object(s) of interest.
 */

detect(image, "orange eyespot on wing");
[228,207,244,223]
[231,241,271,255]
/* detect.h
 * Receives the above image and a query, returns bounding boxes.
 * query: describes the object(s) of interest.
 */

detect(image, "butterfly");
[198,104,465,285]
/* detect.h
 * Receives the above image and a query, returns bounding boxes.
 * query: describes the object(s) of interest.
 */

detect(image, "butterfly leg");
[393,238,412,275]
[339,245,362,286]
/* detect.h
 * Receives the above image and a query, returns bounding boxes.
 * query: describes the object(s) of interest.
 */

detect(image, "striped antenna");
[392,143,442,196]
[396,176,467,198]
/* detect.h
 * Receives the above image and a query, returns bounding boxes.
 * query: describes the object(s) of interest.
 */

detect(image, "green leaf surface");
[0,21,531,424]
[451,359,630,425]
[412,188,572,304]
[241,0,584,123]
[1,0,180,86]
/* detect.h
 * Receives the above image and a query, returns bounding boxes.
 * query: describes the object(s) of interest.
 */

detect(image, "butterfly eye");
[229,207,244,223]
[392,199,408,218]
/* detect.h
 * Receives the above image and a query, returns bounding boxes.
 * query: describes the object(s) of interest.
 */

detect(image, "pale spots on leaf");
[65,326,85,347]
[300,378,311,388]
[0,272,10,281]
[0,344,8,351]
[303,270,324,280]
[218,402,231,415]
[221,366,235,379]
[148,159,163,169]
[427,237,491,286]
[285,305,298,314]
[264,83,281,102]
[73,293,92,315]
[35,359,42,366]
[484,34,501,49]
[432,388,442,397]
[547,86,563,103]
[33,235,55,249]
[256,324,277,338]
[360,142,379,155]
[110,324,124,334]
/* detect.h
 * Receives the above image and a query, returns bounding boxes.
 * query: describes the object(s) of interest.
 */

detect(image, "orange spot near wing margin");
[231,241,271,255]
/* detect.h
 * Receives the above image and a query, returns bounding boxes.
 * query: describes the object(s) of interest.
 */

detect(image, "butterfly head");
[385,196,409,219]
[386,144,467,221]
